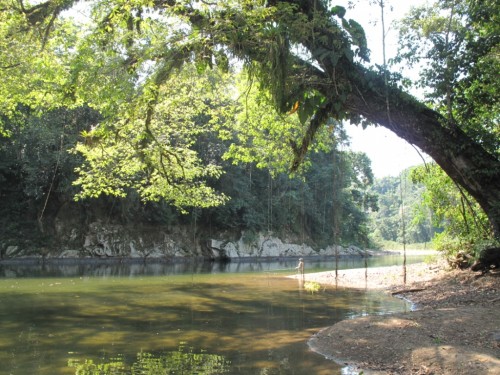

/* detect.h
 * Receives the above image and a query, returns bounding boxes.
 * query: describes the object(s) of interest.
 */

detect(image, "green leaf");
[331,6,346,19]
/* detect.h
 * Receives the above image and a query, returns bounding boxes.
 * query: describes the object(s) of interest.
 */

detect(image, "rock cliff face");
[3,216,367,260]
[57,221,201,259]
[1,199,370,260]
[208,234,367,259]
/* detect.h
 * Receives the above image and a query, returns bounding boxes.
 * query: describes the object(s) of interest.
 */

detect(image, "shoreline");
[295,261,500,374]
[288,261,442,290]
[0,249,434,266]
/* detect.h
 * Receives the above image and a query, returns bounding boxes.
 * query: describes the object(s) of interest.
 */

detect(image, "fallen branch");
[391,288,426,295]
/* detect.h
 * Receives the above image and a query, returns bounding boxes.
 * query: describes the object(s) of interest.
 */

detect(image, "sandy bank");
[288,261,442,290]
[289,261,500,374]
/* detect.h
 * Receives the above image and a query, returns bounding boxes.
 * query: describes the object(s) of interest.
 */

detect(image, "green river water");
[0,255,424,375]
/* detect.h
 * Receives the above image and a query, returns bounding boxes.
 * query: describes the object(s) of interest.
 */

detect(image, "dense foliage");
[369,172,434,246]
[0,106,100,251]
[394,0,499,255]
[0,104,377,252]
[396,0,499,155]
[0,0,498,256]
[410,163,496,258]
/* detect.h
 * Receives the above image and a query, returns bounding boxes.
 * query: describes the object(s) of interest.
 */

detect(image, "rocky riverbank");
[3,223,379,261]
[292,260,500,374]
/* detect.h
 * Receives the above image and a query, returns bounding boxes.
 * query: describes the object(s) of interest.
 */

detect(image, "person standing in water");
[295,258,304,276]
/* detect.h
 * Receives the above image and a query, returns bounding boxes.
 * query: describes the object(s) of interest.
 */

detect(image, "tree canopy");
[1,0,499,238]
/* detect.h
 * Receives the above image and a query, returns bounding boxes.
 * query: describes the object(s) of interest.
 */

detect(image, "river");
[0,255,425,374]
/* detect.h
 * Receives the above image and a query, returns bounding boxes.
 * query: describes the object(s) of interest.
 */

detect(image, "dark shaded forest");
[1,106,432,257]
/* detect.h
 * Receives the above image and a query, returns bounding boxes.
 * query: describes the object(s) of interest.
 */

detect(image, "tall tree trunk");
[345,67,500,237]
[282,0,500,238]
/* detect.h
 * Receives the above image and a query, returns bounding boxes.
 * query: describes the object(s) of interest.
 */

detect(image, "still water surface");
[0,255,424,374]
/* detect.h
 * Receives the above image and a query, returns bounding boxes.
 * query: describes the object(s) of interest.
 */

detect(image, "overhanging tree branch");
[5,0,500,236]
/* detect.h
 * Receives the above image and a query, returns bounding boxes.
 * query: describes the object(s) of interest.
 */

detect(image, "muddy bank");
[292,262,500,374]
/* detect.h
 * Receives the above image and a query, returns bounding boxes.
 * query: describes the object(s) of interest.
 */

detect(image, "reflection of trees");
[68,344,229,374]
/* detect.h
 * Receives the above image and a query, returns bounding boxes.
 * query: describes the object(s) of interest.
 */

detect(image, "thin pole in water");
[400,171,407,285]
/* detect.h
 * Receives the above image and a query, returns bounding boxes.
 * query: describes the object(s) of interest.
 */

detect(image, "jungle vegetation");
[0,0,498,258]
[0,102,381,251]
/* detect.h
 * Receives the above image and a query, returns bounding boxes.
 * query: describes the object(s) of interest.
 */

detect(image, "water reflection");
[0,257,419,374]
[68,345,230,374]
[0,254,425,278]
